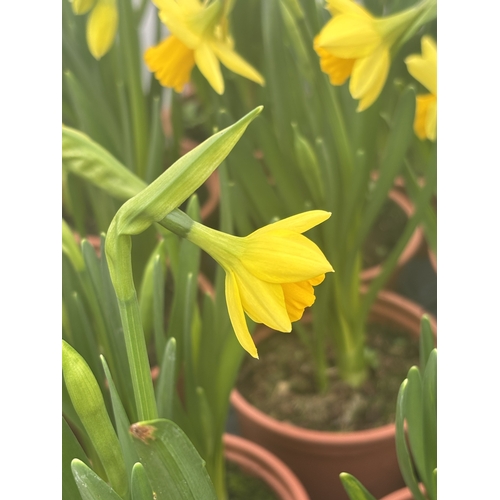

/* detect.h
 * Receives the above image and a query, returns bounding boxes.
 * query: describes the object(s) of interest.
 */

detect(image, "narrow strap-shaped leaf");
[71,459,123,500]
[130,419,217,500]
[156,337,177,420]
[152,254,167,360]
[63,418,90,500]
[395,380,426,500]
[419,315,435,372]
[145,95,166,184]
[193,387,216,463]
[356,87,416,247]
[339,472,377,500]
[62,125,147,201]
[404,366,426,486]
[101,355,140,482]
[422,350,437,499]
[63,341,128,497]
[138,239,166,347]
[63,71,120,157]
[116,0,149,175]
[131,462,154,500]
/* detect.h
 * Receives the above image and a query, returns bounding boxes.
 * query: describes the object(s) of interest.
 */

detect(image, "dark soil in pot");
[235,323,420,432]
[226,460,279,500]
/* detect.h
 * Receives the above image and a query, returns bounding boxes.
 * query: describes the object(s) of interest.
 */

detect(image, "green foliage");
[341,317,437,500]
[130,419,218,500]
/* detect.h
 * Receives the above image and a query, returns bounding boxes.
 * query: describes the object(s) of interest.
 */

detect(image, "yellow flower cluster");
[144,0,264,95]
[314,0,429,112]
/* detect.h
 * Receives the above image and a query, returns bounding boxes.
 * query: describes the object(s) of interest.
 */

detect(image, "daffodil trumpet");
[405,36,437,141]
[160,208,334,358]
[314,0,437,111]
[145,0,265,95]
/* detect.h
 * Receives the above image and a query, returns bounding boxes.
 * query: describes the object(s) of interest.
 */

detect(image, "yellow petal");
[241,231,334,284]
[71,0,97,15]
[326,0,370,16]
[421,35,437,68]
[194,43,224,94]
[414,94,437,141]
[225,271,258,358]
[314,46,355,86]
[144,36,195,91]
[86,0,118,60]
[425,97,437,141]
[315,14,380,59]
[309,274,326,286]
[156,0,201,49]
[405,36,437,95]
[211,40,265,86]
[252,210,331,236]
[350,45,390,111]
[232,264,291,332]
[282,279,317,322]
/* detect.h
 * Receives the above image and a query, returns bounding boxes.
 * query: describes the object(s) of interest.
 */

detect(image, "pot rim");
[224,433,310,500]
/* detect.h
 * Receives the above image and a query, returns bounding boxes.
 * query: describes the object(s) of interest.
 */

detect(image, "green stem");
[117,292,158,421]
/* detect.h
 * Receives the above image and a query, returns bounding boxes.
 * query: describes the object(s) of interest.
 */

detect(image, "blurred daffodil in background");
[314,0,435,111]
[186,210,334,358]
[70,0,118,60]
[405,36,437,141]
[144,0,265,94]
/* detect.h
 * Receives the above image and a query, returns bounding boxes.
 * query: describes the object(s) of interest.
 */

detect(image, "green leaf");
[155,338,177,420]
[145,95,166,184]
[422,350,437,499]
[71,459,123,500]
[357,87,416,246]
[131,462,154,500]
[339,472,377,500]
[62,125,147,201]
[62,341,128,497]
[404,366,426,485]
[152,253,167,360]
[130,419,218,500]
[138,240,167,347]
[63,418,89,500]
[101,355,140,483]
[116,0,149,175]
[63,71,119,156]
[419,315,435,372]
[395,380,426,500]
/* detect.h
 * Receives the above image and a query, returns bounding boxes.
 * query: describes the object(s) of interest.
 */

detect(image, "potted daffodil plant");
[140,0,438,498]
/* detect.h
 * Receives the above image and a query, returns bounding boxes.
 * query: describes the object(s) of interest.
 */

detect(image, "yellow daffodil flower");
[314,0,427,111]
[70,0,118,60]
[144,0,264,94]
[405,36,437,141]
[186,210,334,358]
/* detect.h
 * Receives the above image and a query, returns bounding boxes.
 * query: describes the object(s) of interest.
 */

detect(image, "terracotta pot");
[361,190,424,283]
[224,433,310,500]
[230,290,437,500]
